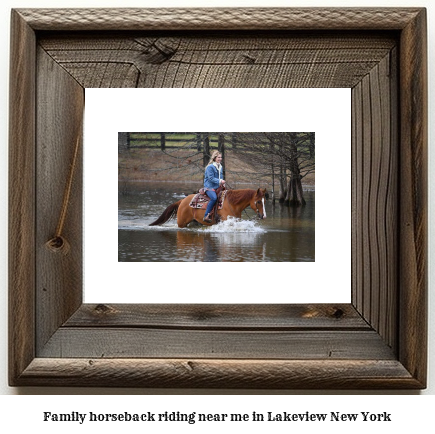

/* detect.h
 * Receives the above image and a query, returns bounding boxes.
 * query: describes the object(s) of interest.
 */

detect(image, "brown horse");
[150,188,268,228]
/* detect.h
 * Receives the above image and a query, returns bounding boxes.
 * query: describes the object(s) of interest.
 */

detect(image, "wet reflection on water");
[118,182,314,262]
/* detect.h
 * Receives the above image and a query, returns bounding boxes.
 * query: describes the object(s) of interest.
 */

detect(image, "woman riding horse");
[149,186,268,228]
[203,150,226,223]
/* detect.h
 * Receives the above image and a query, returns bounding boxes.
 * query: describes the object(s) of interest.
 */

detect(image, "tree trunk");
[196,133,202,151]
[118,132,130,152]
[269,142,276,202]
[231,133,237,149]
[286,173,306,206]
[309,132,315,159]
[285,133,306,206]
[278,164,286,202]
[271,163,275,202]
[218,133,225,179]
[202,134,210,167]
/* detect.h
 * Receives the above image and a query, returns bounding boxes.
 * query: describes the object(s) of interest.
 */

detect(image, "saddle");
[189,186,227,211]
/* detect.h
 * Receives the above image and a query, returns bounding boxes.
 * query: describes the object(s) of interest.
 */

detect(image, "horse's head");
[251,188,268,219]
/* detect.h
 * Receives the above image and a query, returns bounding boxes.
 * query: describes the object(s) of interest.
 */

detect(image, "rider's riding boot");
[203,213,212,223]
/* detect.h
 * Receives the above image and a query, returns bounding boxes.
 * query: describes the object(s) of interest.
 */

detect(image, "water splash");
[203,217,265,233]
[119,216,265,233]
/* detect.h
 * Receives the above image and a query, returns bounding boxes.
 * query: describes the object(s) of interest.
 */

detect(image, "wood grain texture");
[351,50,398,351]
[38,329,395,360]
[16,8,422,31]
[39,33,396,89]
[8,8,427,389]
[65,304,369,329]
[35,48,84,353]
[398,8,428,386]
[17,358,420,389]
[8,10,36,386]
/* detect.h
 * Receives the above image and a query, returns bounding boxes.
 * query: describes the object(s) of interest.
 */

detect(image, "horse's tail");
[149,199,183,226]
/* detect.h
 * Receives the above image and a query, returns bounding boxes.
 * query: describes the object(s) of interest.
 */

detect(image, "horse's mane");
[226,189,254,205]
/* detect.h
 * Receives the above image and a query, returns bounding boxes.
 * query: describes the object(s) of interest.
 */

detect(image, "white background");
[0,0,434,417]
[85,88,351,304]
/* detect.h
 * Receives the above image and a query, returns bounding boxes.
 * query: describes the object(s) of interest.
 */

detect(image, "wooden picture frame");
[9,8,427,389]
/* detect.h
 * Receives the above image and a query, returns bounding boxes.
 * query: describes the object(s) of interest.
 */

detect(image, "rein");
[243,208,255,220]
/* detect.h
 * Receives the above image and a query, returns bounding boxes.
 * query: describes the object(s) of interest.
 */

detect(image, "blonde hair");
[207,150,222,166]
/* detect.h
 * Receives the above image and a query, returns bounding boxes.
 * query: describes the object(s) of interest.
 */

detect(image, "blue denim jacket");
[204,163,222,189]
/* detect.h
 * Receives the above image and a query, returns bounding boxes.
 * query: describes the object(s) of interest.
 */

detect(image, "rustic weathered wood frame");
[9,8,427,389]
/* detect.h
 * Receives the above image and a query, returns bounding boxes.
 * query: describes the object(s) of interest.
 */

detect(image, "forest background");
[119,132,315,206]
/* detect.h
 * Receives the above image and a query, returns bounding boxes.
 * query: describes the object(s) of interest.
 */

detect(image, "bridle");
[253,197,265,219]
[225,184,266,220]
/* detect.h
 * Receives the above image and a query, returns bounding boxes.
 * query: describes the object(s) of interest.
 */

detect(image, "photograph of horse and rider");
[118,132,315,262]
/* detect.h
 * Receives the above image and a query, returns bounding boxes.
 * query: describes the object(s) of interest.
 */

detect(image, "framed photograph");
[9,8,427,388]
[86,88,349,304]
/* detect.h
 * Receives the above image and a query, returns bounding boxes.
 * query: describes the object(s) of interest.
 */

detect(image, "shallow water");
[118,182,315,262]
